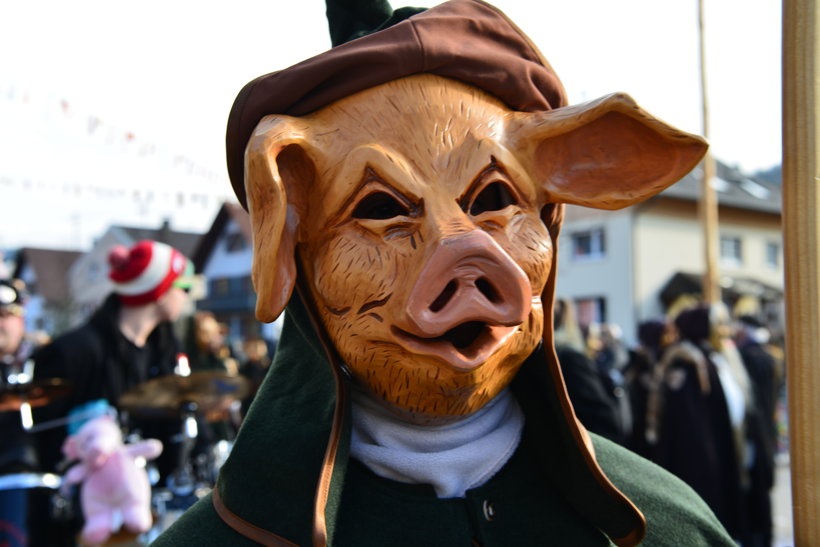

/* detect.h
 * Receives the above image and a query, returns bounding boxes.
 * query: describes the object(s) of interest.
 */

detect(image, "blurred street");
[773,454,793,547]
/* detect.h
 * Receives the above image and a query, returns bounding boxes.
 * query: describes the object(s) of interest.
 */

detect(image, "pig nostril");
[475,278,500,303]
[429,280,458,313]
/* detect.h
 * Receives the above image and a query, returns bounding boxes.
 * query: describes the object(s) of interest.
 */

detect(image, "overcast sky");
[0,0,781,250]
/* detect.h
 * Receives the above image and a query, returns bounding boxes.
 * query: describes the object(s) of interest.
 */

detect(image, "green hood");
[213,288,351,545]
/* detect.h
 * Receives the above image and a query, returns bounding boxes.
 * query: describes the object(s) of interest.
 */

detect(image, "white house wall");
[633,202,704,321]
[715,209,783,288]
[555,206,637,344]
[202,218,253,279]
[634,199,783,321]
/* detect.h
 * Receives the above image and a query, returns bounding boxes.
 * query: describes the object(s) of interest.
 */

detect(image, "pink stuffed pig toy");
[62,415,163,545]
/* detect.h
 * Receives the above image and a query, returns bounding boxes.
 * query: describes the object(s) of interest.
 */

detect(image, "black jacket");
[556,345,627,445]
[32,294,180,473]
[653,342,744,539]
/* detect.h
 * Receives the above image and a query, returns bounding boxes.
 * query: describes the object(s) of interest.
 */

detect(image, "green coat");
[152,295,734,546]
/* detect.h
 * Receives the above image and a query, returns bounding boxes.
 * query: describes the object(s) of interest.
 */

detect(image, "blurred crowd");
[554,297,784,547]
[0,238,786,546]
[0,240,274,546]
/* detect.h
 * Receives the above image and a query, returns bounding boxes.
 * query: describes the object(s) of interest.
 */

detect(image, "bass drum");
[0,473,64,547]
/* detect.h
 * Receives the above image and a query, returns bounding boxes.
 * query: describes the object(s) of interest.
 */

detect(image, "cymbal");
[0,378,73,411]
[119,371,251,420]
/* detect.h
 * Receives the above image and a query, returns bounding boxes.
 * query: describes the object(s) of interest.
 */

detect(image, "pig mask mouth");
[390,321,519,370]
[387,233,534,371]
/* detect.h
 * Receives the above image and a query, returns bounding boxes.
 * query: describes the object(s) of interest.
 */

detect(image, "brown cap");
[225,0,567,208]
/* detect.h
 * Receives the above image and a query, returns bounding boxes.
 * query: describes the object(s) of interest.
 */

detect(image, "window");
[720,236,743,266]
[575,297,607,330]
[766,241,780,269]
[571,228,606,261]
[241,275,254,292]
[225,232,248,253]
[210,277,230,296]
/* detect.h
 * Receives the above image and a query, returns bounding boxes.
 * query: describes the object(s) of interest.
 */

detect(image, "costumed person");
[237,336,272,417]
[553,298,626,444]
[735,315,779,547]
[154,1,733,545]
[589,323,632,446]
[651,304,747,540]
[182,311,241,453]
[623,318,674,460]
[184,311,238,376]
[709,305,755,537]
[0,279,41,547]
[32,240,194,546]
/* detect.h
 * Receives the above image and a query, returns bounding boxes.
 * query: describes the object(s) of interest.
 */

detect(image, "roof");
[659,160,781,214]
[12,247,83,302]
[191,202,252,271]
[112,220,202,258]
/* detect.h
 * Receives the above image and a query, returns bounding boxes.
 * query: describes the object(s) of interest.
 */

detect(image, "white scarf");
[350,387,524,499]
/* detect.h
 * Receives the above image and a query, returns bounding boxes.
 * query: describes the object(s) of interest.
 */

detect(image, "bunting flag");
[0,81,224,183]
[0,80,235,249]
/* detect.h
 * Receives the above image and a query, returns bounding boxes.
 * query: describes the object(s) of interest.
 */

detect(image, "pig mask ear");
[509,93,708,210]
[245,116,316,322]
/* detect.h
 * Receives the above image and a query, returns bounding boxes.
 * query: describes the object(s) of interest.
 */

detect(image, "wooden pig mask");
[245,74,706,424]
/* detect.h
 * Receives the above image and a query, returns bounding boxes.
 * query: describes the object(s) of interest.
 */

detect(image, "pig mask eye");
[352,191,410,220]
[468,181,517,216]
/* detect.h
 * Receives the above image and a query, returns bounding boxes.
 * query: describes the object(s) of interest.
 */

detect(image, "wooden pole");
[697,0,720,304]
[783,0,820,543]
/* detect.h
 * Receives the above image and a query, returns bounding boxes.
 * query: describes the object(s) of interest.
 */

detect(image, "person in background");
[623,318,674,460]
[590,323,633,444]
[0,279,40,547]
[185,311,239,376]
[238,336,272,418]
[553,299,626,444]
[183,311,241,444]
[31,240,194,546]
[735,315,780,547]
[653,304,747,541]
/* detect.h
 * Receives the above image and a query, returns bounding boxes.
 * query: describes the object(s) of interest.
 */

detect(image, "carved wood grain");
[783,0,820,543]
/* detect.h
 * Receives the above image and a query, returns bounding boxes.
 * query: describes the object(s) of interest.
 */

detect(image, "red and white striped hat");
[108,240,194,306]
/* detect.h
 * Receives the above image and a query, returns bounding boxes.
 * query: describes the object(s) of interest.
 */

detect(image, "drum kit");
[0,365,251,545]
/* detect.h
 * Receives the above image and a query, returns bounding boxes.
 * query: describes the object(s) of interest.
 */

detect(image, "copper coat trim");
[541,212,646,546]
[212,486,299,547]
[294,282,349,547]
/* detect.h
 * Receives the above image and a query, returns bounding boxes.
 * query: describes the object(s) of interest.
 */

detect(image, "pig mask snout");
[392,229,532,369]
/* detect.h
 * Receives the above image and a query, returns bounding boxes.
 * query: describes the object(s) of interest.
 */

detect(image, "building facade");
[192,202,282,346]
[555,162,783,345]
[13,247,82,335]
